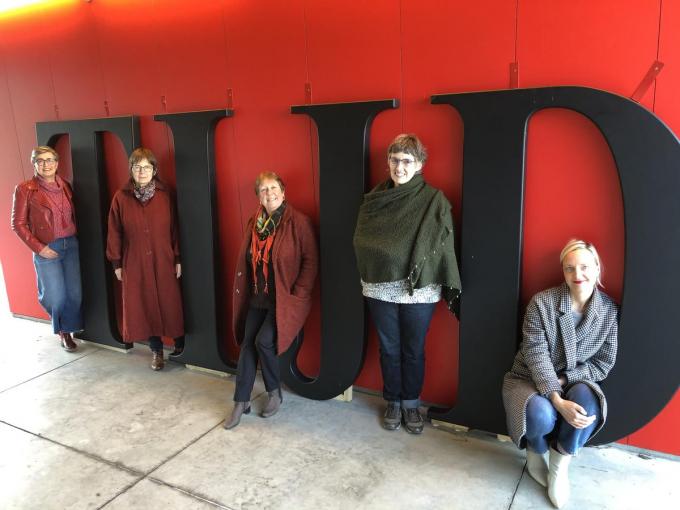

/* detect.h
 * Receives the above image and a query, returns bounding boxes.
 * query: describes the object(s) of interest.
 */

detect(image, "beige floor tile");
[0,422,137,510]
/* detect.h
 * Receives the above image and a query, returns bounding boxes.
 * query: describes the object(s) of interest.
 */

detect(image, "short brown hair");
[31,146,59,165]
[254,171,285,195]
[128,147,158,173]
[387,134,427,165]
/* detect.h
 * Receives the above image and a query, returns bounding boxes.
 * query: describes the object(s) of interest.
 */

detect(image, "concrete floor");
[0,275,678,509]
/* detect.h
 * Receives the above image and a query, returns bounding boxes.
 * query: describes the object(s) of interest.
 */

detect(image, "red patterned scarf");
[250,202,285,294]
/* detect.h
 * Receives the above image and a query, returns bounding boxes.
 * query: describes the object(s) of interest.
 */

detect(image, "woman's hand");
[38,246,58,259]
[114,268,122,281]
[175,263,182,279]
[550,392,596,429]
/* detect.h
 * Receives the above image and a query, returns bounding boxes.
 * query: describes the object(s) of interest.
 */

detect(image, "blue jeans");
[366,298,437,408]
[525,383,601,455]
[33,236,83,334]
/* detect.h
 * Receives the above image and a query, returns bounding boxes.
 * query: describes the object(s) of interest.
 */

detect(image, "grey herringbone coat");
[502,283,619,447]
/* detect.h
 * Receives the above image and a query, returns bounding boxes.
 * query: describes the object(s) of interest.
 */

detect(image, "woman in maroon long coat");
[106,147,184,371]
[224,171,318,430]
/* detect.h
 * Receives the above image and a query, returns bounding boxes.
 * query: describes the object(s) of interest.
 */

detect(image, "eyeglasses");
[35,158,57,167]
[131,165,154,173]
[388,156,416,168]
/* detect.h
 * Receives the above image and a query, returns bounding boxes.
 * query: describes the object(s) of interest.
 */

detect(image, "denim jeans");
[33,236,83,334]
[525,383,601,455]
[366,297,437,408]
[234,307,280,402]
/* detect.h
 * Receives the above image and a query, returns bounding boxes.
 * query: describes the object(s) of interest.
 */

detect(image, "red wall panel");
[304,0,403,390]
[0,48,44,318]
[220,0,312,364]
[0,10,58,319]
[0,0,677,454]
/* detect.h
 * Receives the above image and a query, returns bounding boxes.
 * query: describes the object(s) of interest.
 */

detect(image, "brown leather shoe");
[151,351,164,371]
[59,332,77,352]
[223,402,251,429]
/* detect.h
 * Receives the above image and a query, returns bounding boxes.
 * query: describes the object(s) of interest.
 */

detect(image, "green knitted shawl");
[353,175,462,309]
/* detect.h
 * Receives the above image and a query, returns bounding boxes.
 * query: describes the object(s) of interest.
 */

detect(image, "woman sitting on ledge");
[502,239,619,508]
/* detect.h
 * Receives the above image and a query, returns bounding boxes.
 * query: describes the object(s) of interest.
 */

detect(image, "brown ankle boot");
[59,332,77,352]
[261,390,282,418]
[223,402,251,429]
[150,351,164,371]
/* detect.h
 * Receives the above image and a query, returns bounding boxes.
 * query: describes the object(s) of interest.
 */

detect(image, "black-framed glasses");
[388,156,416,168]
[35,158,57,167]
[131,165,154,173]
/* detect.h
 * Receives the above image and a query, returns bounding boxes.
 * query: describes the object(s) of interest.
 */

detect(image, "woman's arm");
[11,185,46,254]
[521,298,563,397]
[549,391,597,429]
[106,194,124,277]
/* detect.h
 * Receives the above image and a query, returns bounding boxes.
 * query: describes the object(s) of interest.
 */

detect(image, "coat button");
[237,271,242,276]
[236,289,240,294]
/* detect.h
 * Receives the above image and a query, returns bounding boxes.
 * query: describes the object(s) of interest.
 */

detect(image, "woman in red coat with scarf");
[224,171,318,430]
[106,148,184,371]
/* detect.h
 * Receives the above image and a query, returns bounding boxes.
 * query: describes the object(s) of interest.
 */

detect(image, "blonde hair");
[559,239,603,287]
[31,146,59,165]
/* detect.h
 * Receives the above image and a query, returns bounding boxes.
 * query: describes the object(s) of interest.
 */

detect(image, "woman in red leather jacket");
[11,146,82,352]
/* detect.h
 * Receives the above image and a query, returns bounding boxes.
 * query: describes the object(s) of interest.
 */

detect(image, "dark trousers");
[366,297,437,408]
[148,335,185,353]
[234,306,280,402]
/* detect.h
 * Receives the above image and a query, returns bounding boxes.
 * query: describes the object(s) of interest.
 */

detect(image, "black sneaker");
[402,407,424,434]
[383,403,401,431]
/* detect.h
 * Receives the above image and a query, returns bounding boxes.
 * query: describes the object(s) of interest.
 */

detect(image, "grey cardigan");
[502,283,619,447]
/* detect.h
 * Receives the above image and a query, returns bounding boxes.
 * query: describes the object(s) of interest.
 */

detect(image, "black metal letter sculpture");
[280,99,398,399]
[428,86,680,444]
[36,117,140,349]
[154,110,234,372]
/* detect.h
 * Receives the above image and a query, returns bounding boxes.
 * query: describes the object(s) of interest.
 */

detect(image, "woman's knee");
[526,395,557,434]
[566,383,600,415]
[40,289,67,312]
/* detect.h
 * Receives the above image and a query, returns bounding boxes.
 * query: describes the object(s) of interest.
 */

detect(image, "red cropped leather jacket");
[11,176,75,254]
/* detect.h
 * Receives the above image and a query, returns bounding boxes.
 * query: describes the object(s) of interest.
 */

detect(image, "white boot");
[526,449,548,487]
[548,447,572,508]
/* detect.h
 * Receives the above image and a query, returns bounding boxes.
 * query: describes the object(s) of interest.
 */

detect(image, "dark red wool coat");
[106,180,184,341]
[233,204,319,353]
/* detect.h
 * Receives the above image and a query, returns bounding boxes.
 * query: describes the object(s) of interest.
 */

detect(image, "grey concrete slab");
[103,478,223,509]
[0,265,100,393]
[0,347,261,472]
[151,391,525,510]
[0,327,98,393]
[0,422,137,510]
[510,445,680,510]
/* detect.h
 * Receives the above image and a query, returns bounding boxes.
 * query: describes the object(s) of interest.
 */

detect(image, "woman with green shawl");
[353,134,461,434]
